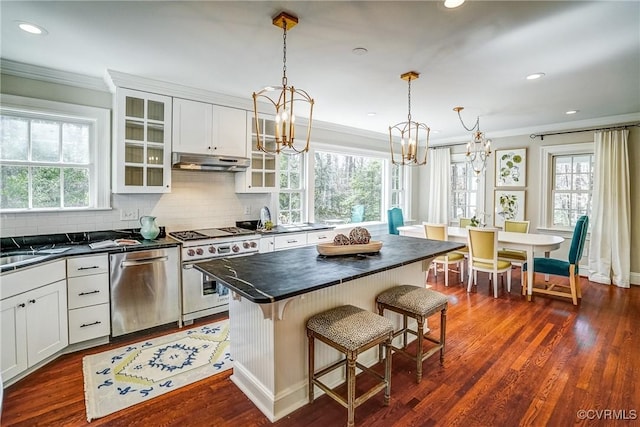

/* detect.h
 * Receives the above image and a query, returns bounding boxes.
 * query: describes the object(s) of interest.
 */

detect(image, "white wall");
[418,127,640,282]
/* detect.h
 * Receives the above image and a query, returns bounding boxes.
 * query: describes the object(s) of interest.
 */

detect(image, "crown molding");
[1,59,109,92]
[104,69,253,111]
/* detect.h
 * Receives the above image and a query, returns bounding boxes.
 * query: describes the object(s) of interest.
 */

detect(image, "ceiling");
[1,1,639,144]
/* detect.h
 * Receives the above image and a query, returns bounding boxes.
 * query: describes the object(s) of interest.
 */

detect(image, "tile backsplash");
[0,171,271,238]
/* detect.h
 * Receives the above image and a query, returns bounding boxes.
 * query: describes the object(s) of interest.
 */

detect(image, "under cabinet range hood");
[171,152,250,172]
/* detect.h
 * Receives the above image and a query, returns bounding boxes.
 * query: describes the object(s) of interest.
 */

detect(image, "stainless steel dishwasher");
[109,247,180,336]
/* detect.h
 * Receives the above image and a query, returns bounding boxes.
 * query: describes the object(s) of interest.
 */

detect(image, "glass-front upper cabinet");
[236,114,278,193]
[113,88,172,193]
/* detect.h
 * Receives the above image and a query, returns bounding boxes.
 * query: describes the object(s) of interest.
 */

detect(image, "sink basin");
[0,253,49,267]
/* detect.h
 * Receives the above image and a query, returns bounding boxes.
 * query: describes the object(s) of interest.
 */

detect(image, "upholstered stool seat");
[376,285,448,383]
[307,304,394,427]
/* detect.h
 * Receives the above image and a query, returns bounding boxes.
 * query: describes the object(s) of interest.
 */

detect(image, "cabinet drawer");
[67,255,108,277]
[1,260,66,300]
[68,304,110,344]
[274,233,307,250]
[307,230,337,245]
[67,275,109,309]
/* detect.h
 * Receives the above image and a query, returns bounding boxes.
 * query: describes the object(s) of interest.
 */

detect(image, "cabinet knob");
[28,299,36,304]
[18,303,25,308]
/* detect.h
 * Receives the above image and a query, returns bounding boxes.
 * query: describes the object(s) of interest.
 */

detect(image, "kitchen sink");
[0,253,50,267]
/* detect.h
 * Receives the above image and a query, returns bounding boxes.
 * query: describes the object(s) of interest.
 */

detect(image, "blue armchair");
[387,207,404,235]
[522,215,589,305]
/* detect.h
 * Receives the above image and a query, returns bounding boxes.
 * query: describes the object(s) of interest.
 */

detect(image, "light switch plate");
[120,208,139,221]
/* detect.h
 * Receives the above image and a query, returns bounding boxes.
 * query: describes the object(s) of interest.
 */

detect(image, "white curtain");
[426,147,451,224]
[588,129,631,287]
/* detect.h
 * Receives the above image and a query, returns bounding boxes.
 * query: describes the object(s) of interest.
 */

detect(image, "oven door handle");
[121,255,169,268]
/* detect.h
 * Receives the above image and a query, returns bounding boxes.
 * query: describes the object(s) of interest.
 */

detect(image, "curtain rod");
[530,123,640,140]
[429,142,467,149]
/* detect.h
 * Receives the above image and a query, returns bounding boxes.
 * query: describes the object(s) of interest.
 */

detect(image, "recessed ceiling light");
[444,0,465,8]
[566,110,579,115]
[526,72,546,80]
[352,47,368,56]
[430,129,440,134]
[17,21,48,35]
[367,112,376,117]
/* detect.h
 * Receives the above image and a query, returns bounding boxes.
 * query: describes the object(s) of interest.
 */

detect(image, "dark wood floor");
[3,268,640,427]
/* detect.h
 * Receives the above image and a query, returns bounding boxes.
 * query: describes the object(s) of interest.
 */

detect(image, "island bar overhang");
[195,234,463,422]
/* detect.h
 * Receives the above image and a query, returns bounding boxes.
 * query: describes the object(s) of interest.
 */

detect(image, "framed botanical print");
[495,148,526,187]
[494,190,525,227]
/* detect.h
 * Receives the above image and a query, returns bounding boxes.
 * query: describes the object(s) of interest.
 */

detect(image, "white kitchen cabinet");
[113,88,172,193]
[66,254,110,344]
[215,105,248,157]
[173,98,247,158]
[172,98,213,155]
[274,233,307,251]
[236,114,278,193]
[259,236,275,253]
[307,229,337,245]
[1,274,68,383]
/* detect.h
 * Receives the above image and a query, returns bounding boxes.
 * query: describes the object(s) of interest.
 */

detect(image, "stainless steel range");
[169,227,260,323]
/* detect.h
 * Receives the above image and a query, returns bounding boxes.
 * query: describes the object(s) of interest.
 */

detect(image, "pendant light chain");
[456,108,480,132]
[281,18,288,87]
[407,77,412,122]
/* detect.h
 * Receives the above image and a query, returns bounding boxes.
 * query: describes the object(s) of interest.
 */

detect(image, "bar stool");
[376,285,448,383]
[307,304,394,427]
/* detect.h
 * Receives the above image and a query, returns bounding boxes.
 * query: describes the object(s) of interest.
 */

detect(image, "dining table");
[397,225,565,299]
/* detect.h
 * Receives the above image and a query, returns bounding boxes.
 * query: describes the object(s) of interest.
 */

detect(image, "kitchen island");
[195,234,463,422]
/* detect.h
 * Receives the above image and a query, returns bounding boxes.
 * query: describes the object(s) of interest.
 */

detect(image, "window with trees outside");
[278,153,304,224]
[0,96,110,211]
[313,150,383,225]
[450,158,480,223]
[539,143,593,230]
[552,153,593,227]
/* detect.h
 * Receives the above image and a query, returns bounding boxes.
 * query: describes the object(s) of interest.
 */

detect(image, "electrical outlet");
[120,208,139,221]
[243,206,251,215]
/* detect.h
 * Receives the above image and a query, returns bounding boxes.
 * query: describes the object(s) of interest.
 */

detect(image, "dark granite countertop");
[194,234,463,303]
[0,230,180,273]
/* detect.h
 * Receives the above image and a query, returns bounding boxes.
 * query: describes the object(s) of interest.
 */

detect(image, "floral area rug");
[83,320,231,421]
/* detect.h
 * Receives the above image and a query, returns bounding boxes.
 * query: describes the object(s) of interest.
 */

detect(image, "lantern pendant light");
[252,12,314,155]
[388,71,430,166]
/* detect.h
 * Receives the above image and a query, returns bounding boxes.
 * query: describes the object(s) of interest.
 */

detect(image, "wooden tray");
[316,241,383,256]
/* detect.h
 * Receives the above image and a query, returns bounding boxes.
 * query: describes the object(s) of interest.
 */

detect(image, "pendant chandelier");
[453,106,492,175]
[252,12,314,155]
[388,71,430,166]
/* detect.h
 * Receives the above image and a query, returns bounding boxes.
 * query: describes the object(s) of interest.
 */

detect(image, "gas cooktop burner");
[169,230,208,241]
[169,227,257,242]
[216,227,256,235]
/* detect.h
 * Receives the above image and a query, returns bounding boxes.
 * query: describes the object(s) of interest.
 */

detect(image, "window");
[278,153,304,224]
[450,155,482,223]
[390,164,404,208]
[0,95,110,211]
[552,153,593,227]
[539,143,593,230]
[313,150,384,224]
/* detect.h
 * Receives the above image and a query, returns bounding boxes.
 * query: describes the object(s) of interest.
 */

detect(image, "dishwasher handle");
[121,255,169,268]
